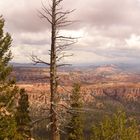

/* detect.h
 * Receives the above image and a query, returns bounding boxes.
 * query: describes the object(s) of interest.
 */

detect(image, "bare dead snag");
[31,0,77,140]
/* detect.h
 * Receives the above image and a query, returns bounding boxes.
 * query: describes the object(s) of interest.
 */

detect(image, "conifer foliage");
[15,88,32,139]
[91,111,139,140]
[0,15,18,139]
[67,83,84,140]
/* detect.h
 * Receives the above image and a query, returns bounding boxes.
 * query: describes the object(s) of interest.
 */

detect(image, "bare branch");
[46,122,53,129]
[57,53,73,62]
[55,0,63,6]
[56,13,66,23]
[55,9,76,16]
[57,128,66,134]
[56,41,77,53]
[32,114,52,125]
[56,36,79,40]
[57,63,72,67]
[57,20,74,27]
[31,55,50,66]
[41,1,52,17]
[37,10,52,24]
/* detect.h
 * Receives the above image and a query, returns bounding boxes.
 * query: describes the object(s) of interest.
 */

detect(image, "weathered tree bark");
[50,0,60,139]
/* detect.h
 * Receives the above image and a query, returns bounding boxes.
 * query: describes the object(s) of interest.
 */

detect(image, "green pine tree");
[0,15,18,139]
[67,83,84,140]
[15,88,32,139]
[91,111,140,140]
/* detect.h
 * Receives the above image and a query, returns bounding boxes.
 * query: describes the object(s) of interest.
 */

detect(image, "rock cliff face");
[13,65,140,106]
[19,83,140,105]
[89,85,140,100]
[103,86,140,101]
[81,84,140,103]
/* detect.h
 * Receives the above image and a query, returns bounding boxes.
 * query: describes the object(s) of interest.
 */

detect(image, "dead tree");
[31,0,77,140]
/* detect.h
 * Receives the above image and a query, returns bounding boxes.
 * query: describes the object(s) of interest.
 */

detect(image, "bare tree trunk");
[31,0,77,139]
[50,1,60,139]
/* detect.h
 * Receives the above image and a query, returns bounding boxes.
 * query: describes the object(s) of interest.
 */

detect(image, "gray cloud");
[0,0,140,64]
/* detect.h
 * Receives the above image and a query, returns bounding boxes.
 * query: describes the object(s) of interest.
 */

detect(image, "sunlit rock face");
[11,64,140,105]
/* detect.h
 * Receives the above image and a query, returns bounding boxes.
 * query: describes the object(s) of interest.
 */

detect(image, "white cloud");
[125,34,140,49]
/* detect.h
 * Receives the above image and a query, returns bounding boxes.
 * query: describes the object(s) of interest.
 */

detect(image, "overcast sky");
[0,0,140,65]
